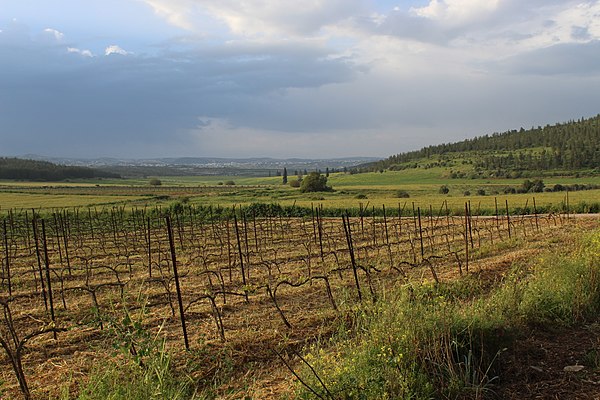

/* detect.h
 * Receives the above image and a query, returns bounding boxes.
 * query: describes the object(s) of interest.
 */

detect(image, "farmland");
[0,194,598,398]
[0,163,599,399]
[1,166,599,213]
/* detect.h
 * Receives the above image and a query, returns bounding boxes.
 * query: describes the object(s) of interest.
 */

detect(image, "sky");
[1,0,600,159]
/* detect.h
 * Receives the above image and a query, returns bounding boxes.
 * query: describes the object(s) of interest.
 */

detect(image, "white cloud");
[411,0,500,25]
[104,44,130,56]
[42,28,64,41]
[142,0,365,37]
[67,47,94,57]
[143,0,198,31]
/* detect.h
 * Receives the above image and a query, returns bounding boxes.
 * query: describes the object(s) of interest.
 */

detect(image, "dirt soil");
[496,322,600,400]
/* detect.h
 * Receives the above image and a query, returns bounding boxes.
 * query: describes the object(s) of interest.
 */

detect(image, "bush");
[289,179,301,188]
[300,172,333,193]
[522,179,544,193]
[148,178,162,186]
[439,185,449,195]
[476,189,486,196]
[463,190,471,196]
[396,190,410,198]
[224,180,235,186]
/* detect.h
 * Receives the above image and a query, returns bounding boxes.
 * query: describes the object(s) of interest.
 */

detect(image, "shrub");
[149,178,162,186]
[476,189,486,196]
[224,180,235,186]
[522,179,544,193]
[439,185,450,195]
[396,190,410,198]
[300,172,333,193]
[289,179,301,188]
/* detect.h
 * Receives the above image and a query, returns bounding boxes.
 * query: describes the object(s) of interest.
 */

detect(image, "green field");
[0,168,598,213]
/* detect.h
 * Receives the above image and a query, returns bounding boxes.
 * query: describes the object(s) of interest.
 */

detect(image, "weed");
[296,229,600,399]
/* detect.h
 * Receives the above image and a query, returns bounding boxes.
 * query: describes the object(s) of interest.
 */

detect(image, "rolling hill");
[369,115,600,177]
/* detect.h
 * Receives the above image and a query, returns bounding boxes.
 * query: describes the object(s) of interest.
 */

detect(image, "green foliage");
[73,342,193,400]
[149,178,162,186]
[224,180,235,186]
[299,172,332,193]
[289,179,301,188]
[70,304,195,400]
[439,185,449,194]
[522,179,545,193]
[396,190,410,198]
[373,114,600,172]
[297,229,600,399]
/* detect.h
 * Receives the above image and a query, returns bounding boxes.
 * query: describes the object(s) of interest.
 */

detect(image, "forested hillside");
[0,158,121,181]
[373,115,600,173]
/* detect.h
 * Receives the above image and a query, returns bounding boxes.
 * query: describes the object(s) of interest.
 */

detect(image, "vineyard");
[0,200,582,399]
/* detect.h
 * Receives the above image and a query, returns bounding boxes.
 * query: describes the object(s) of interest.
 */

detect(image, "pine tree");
[282,167,288,185]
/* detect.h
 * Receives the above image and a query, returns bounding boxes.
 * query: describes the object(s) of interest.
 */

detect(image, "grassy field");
[0,168,598,213]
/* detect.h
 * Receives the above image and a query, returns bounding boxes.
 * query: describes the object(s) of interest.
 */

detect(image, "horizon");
[2,1,600,159]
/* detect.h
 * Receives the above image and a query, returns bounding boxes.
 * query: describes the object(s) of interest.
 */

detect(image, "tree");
[149,178,162,186]
[439,185,449,194]
[522,179,544,193]
[283,167,288,185]
[299,172,332,193]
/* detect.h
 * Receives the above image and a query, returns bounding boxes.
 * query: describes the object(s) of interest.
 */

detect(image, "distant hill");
[19,155,379,177]
[370,115,600,175]
[0,158,121,181]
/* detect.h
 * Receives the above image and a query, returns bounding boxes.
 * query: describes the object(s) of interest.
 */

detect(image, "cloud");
[43,28,64,41]
[142,0,198,31]
[67,47,94,57]
[104,44,130,56]
[411,0,500,25]
[2,3,600,159]
[353,0,598,51]
[496,40,600,75]
[142,0,366,36]
[0,23,359,157]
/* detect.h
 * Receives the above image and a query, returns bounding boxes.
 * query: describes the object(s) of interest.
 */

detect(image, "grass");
[64,345,194,400]
[295,227,600,399]
[1,168,598,213]
[0,192,147,210]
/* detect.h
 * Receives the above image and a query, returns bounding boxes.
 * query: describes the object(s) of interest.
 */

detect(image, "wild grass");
[295,228,600,399]
[58,303,198,400]
[70,347,194,400]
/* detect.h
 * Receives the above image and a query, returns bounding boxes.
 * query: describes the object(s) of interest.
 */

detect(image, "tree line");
[372,114,600,172]
[0,158,121,181]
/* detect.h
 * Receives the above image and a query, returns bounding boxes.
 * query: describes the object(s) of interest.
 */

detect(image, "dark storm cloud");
[0,25,357,157]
